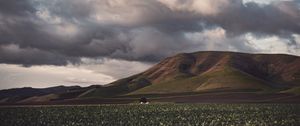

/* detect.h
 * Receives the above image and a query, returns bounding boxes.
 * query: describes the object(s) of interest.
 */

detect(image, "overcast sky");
[0,0,300,89]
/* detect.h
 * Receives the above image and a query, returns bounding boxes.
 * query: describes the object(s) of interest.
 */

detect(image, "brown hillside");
[1,51,300,104]
[141,51,300,86]
[83,51,300,96]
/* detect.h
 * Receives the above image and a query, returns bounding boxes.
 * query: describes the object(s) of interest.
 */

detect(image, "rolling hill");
[1,51,300,104]
[83,51,300,96]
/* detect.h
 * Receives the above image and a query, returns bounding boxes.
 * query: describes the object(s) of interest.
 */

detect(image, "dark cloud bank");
[0,0,299,66]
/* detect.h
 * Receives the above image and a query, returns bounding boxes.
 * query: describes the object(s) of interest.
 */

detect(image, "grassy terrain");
[281,86,300,95]
[130,66,271,95]
[0,104,299,126]
[80,75,151,98]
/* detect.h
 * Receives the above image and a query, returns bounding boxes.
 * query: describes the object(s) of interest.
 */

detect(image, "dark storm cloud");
[0,44,79,66]
[0,0,35,16]
[0,0,299,66]
[213,1,300,35]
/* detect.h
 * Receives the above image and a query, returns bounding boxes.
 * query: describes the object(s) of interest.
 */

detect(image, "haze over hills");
[1,51,300,104]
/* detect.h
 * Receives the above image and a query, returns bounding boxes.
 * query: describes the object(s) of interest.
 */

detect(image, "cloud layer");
[0,59,151,89]
[0,0,300,66]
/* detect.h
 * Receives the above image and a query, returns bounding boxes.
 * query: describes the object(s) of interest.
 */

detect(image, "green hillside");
[281,86,300,95]
[130,66,271,95]
[79,75,151,98]
[78,51,300,98]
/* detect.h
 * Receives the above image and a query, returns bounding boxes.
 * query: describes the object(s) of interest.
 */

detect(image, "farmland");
[0,104,299,126]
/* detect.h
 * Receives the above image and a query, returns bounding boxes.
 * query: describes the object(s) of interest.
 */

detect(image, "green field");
[0,104,299,126]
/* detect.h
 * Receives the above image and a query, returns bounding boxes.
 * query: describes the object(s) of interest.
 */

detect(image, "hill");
[83,51,300,96]
[1,51,300,104]
[0,85,82,103]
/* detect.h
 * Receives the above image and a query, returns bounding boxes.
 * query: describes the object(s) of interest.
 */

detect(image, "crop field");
[0,104,299,126]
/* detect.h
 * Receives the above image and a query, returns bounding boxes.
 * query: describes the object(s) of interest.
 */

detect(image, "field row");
[0,104,299,126]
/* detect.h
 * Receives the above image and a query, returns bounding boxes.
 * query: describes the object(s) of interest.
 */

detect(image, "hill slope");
[0,86,82,103]
[83,51,300,97]
[1,51,300,104]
